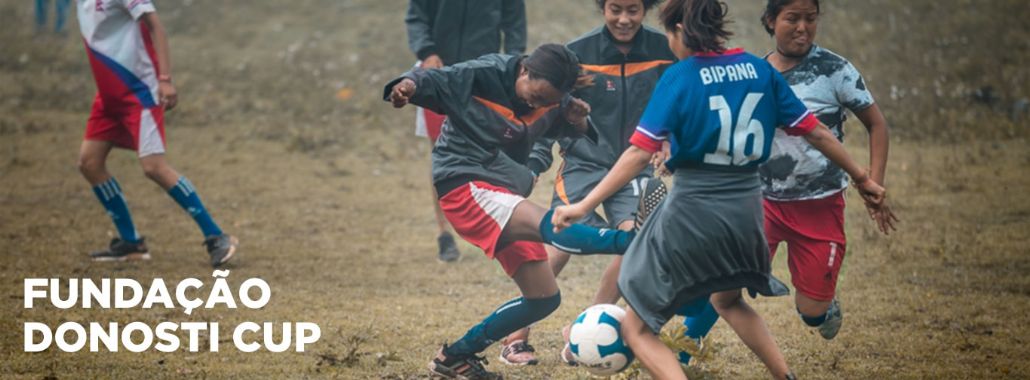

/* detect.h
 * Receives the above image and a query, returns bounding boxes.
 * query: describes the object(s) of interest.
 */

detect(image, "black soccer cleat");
[90,237,150,262]
[205,234,238,268]
[635,178,668,232]
[429,345,503,379]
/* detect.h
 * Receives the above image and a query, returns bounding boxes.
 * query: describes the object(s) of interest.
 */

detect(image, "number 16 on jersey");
[703,93,765,166]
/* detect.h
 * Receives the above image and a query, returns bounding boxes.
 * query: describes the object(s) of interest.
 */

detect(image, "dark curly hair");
[761,0,820,35]
[659,0,732,54]
[595,0,664,11]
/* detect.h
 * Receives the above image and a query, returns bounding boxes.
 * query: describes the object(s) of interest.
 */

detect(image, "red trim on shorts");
[84,94,166,152]
[438,181,548,277]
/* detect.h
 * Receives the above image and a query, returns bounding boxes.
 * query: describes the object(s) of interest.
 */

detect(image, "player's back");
[653,48,813,172]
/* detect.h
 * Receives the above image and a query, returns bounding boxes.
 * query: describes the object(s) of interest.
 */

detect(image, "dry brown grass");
[0,0,1027,379]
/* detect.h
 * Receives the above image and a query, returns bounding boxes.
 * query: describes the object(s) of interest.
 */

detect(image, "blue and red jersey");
[630,48,818,172]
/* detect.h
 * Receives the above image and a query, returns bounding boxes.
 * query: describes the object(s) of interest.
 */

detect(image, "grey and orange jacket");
[383,54,597,197]
[405,0,527,64]
[527,26,676,175]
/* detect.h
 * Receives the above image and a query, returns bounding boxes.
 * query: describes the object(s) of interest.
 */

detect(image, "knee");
[709,291,742,312]
[140,161,163,181]
[77,153,104,177]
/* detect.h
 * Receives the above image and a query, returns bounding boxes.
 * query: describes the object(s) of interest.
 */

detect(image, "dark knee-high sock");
[446,292,561,357]
[166,176,223,238]
[538,210,634,254]
[92,178,141,243]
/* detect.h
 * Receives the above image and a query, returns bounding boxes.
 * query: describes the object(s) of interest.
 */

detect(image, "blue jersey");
[629,48,818,172]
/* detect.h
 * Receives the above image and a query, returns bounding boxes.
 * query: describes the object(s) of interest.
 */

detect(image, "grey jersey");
[759,45,874,201]
[383,54,594,197]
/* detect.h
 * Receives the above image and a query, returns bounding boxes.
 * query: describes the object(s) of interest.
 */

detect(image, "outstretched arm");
[854,103,897,233]
[140,12,176,110]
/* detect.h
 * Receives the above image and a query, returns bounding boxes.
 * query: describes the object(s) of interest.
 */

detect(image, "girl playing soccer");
[552,0,891,378]
[505,0,677,366]
[673,0,900,358]
[385,44,637,379]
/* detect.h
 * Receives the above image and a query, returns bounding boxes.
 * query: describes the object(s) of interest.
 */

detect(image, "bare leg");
[511,260,560,303]
[709,290,791,379]
[78,140,115,185]
[622,306,687,380]
[139,154,181,190]
[548,244,571,275]
[499,200,550,244]
[499,261,559,348]
[591,219,634,305]
[504,243,568,345]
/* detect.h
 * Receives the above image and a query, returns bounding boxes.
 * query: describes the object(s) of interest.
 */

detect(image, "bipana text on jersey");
[700,63,758,85]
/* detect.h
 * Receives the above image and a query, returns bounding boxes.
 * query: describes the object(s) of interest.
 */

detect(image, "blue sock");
[676,297,720,364]
[446,293,561,357]
[92,178,140,243]
[800,308,828,327]
[167,177,223,238]
[538,210,634,254]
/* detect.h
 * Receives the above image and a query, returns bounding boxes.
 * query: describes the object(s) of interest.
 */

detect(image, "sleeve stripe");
[634,126,667,141]
[629,130,663,153]
[785,113,819,136]
[788,110,812,128]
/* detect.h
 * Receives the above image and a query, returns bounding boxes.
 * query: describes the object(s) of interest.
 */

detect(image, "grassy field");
[1,0,1028,378]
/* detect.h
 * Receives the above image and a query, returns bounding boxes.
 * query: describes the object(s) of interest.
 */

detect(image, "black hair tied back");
[523,44,581,93]
[660,0,732,54]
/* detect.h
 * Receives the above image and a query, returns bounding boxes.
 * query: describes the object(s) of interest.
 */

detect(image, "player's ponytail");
[523,44,581,93]
[660,0,732,54]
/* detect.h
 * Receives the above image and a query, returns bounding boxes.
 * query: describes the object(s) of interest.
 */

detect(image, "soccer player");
[504,0,677,366]
[673,0,898,359]
[76,0,237,267]
[405,0,527,263]
[385,44,638,380]
[551,0,892,378]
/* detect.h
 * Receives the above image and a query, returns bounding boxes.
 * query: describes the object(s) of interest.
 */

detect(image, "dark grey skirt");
[618,168,789,333]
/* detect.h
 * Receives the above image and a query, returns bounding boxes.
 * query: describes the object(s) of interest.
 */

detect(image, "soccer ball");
[569,304,634,376]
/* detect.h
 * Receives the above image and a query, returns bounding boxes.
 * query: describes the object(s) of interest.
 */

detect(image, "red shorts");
[764,191,847,301]
[415,106,445,143]
[84,94,166,157]
[439,181,548,277]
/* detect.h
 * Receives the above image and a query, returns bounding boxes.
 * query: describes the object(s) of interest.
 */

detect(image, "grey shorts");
[550,165,653,229]
[618,169,790,334]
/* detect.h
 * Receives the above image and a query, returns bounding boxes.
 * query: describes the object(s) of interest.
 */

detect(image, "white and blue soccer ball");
[569,304,634,376]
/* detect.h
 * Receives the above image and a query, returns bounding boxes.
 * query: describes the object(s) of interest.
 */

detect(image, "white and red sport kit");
[78,0,166,157]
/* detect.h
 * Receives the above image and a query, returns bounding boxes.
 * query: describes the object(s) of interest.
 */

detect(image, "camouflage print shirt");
[759,45,874,201]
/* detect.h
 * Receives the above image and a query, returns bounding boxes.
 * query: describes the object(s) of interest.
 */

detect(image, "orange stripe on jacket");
[580,60,673,77]
[554,159,571,205]
[473,96,555,126]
